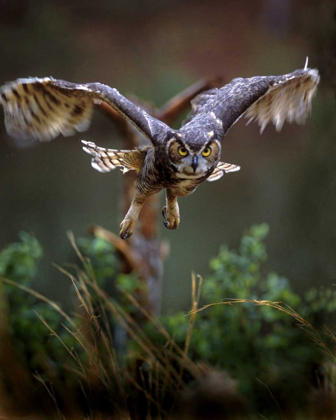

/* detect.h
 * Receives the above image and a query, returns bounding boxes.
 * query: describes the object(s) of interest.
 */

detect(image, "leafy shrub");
[77,235,118,289]
[1,226,336,417]
[0,232,79,373]
[155,224,336,414]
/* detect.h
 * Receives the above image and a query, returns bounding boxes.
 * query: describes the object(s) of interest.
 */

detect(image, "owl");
[0,62,319,239]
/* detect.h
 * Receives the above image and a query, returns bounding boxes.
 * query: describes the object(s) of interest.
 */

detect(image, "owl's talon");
[162,201,180,230]
[163,219,179,230]
[163,214,179,230]
[119,218,136,239]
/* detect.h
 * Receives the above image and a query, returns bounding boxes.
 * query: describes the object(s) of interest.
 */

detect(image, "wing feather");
[81,140,150,174]
[0,78,93,143]
[0,77,169,146]
[207,161,241,182]
[182,67,319,136]
[244,69,319,133]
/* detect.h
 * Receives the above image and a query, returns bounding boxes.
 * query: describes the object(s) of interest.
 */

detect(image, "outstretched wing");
[81,140,150,174]
[0,77,169,145]
[207,161,241,182]
[182,66,319,136]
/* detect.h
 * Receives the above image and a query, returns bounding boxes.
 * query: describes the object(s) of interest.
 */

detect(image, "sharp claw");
[162,206,167,219]
[163,220,169,229]
[121,230,129,240]
[119,219,134,239]
[120,227,129,239]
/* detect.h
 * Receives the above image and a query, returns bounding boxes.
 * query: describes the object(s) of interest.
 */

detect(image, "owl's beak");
[191,155,198,172]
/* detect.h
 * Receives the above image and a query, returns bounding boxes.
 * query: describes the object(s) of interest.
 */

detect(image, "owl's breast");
[173,179,201,197]
[164,173,208,197]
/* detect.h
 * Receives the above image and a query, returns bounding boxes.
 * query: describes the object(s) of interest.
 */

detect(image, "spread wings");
[81,140,150,174]
[182,66,320,136]
[0,65,319,149]
[0,77,169,146]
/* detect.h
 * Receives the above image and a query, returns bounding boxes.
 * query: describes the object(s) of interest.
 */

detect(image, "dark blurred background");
[0,0,335,313]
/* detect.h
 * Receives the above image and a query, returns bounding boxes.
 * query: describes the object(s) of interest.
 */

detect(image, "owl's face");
[166,131,221,178]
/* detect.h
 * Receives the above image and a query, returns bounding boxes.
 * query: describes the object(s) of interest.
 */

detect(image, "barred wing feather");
[183,66,319,136]
[244,69,320,133]
[0,77,93,142]
[81,140,150,174]
[0,77,169,146]
[207,161,241,182]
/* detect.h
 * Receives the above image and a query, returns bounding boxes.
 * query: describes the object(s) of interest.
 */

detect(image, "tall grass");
[0,235,205,420]
[0,233,335,419]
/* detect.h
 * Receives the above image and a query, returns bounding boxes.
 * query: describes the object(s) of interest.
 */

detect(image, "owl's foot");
[120,218,136,239]
[162,205,180,230]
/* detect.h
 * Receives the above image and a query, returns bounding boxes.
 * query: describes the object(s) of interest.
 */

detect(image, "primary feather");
[0,77,169,146]
[207,161,241,182]
[0,77,93,141]
[244,69,319,133]
[182,67,320,136]
[81,140,150,174]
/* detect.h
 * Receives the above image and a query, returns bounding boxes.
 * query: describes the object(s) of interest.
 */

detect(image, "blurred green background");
[0,0,335,313]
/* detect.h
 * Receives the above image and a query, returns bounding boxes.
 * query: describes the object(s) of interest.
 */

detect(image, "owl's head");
[165,130,221,178]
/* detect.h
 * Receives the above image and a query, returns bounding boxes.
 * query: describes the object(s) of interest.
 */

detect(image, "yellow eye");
[202,147,212,157]
[178,146,188,157]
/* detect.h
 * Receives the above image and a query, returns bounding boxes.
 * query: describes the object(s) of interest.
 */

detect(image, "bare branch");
[157,77,223,124]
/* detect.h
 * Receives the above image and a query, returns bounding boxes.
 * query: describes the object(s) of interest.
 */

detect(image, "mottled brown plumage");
[0,64,319,238]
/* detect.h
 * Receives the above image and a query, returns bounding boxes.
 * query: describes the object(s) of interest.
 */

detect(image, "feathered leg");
[162,189,180,230]
[120,190,148,239]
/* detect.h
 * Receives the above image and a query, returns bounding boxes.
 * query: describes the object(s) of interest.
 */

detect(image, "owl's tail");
[81,140,149,174]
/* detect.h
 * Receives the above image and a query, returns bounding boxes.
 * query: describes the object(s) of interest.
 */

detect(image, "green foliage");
[77,236,143,314]
[0,232,78,373]
[77,236,118,289]
[157,224,336,414]
[1,227,336,417]
[0,232,139,375]
[0,231,42,287]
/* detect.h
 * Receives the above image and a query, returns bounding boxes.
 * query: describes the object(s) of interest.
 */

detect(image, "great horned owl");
[0,63,319,239]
